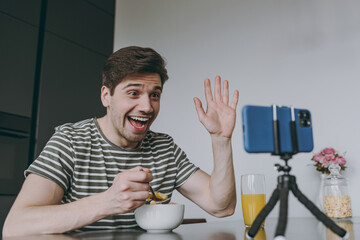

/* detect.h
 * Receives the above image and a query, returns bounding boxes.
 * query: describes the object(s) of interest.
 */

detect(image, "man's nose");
[138,95,153,113]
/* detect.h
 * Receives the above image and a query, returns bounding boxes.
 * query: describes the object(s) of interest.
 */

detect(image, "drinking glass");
[241,174,266,227]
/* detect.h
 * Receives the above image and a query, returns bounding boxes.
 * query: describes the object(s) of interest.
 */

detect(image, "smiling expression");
[100,73,162,149]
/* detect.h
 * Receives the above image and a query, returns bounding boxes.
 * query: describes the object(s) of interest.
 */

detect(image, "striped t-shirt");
[25,118,198,231]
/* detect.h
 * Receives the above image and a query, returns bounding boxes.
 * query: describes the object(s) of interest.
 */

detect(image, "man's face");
[102,73,162,148]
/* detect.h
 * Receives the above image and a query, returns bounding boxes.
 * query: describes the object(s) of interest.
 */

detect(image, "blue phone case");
[242,105,314,153]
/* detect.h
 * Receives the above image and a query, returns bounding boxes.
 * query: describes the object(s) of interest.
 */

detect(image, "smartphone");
[242,105,314,154]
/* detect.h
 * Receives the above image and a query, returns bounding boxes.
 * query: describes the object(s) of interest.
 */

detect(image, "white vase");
[317,174,327,212]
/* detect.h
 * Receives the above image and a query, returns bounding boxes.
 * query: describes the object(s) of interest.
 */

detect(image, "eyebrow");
[123,83,162,92]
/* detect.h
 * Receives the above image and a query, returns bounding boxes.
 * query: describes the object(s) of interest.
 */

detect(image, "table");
[4,217,359,240]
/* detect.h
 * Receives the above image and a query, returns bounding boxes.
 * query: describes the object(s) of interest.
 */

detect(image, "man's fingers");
[204,78,213,104]
[193,97,206,122]
[121,168,153,183]
[129,166,150,173]
[214,76,221,103]
[116,180,151,193]
[231,90,239,109]
[134,171,153,183]
[129,166,152,181]
[120,193,150,212]
[222,80,229,105]
[132,190,150,201]
[128,199,149,212]
[123,186,150,198]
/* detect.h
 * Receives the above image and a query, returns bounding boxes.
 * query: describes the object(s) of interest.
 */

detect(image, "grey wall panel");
[0,13,38,117]
[0,0,114,225]
[46,0,114,56]
[35,33,106,157]
[0,0,41,26]
[0,196,16,232]
[86,0,115,16]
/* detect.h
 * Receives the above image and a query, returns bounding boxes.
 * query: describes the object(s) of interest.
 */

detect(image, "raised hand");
[193,76,239,139]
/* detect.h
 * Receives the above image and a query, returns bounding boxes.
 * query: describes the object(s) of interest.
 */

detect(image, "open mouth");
[128,116,150,130]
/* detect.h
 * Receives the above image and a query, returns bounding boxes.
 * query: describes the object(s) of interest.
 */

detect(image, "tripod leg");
[290,182,348,239]
[247,188,281,238]
[274,185,290,238]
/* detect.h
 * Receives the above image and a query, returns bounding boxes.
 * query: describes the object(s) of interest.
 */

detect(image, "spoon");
[149,185,164,202]
[139,168,167,203]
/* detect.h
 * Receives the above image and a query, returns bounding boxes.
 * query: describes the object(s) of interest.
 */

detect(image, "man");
[3,46,239,236]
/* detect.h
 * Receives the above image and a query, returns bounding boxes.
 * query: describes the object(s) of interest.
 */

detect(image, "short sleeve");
[173,143,199,188]
[25,130,75,192]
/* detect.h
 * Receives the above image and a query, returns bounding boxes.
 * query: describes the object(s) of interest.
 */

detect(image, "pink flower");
[324,154,335,163]
[337,156,346,166]
[311,147,347,174]
[322,147,336,155]
[313,153,323,162]
[321,161,331,168]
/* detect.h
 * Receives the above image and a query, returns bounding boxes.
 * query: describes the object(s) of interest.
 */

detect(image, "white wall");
[114,0,360,222]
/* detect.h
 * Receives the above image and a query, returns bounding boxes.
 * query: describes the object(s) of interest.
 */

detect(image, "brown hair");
[102,46,169,95]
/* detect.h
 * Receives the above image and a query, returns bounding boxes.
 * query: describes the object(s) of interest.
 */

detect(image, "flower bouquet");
[311,147,346,175]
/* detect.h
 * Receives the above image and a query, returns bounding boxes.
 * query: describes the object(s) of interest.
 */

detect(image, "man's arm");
[178,76,238,217]
[3,174,107,236]
[3,167,152,237]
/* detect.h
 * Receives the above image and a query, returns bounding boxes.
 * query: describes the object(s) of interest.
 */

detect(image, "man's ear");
[100,86,111,107]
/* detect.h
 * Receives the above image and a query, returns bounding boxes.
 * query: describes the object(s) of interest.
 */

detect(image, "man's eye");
[129,91,138,96]
[151,93,161,98]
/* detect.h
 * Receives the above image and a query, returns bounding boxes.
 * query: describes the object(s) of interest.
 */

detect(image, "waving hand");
[193,76,239,139]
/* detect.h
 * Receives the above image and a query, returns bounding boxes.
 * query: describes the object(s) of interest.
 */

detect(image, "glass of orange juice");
[241,174,266,227]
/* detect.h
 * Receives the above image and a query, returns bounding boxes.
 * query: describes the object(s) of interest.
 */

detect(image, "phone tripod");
[246,106,348,239]
[246,155,349,239]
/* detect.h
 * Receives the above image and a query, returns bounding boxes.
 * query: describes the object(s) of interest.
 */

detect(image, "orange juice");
[241,194,266,226]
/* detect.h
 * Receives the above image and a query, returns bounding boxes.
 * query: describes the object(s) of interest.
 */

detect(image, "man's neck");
[96,116,138,150]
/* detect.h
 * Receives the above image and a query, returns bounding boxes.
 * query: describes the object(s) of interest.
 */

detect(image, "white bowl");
[137,232,182,240]
[134,204,184,233]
